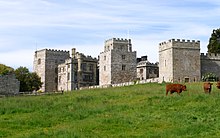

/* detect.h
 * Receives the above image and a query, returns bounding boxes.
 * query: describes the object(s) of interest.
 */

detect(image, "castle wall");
[201,53,220,78]
[99,51,112,86]
[75,52,98,88]
[159,40,173,82]
[33,50,46,91]
[159,39,200,83]
[111,49,136,84]
[137,61,159,80]
[33,49,70,92]
[99,38,136,86]
[0,74,20,95]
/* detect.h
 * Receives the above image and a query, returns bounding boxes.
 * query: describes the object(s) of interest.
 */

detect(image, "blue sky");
[0,0,220,71]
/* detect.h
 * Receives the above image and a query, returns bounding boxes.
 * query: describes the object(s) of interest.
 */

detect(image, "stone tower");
[159,39,200,83]
[99,38,137,86]
[33,49,70,92]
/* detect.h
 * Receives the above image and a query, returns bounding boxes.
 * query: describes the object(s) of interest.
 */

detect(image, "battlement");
[159,39,200,46]
[137,61,159,66]
[45,49,69,53]
[201,53,220,60]
[36,48,69,54]
[159,38,200,52]
[75,52,97,61]
[105,38,131,43]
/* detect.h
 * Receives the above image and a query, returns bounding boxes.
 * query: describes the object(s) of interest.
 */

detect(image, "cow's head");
[181,85,187,91]
[216,82,220,89]
[204,82,213,89]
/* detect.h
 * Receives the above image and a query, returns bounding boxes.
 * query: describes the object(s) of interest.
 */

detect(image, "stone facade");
[34,48,98,92]
[0,74,20,95]
[159,39,201,83]
[201,53,220,78]
[137,56,159,80]
[57,48,98,91]
[99,38,137,86]
[33,49,70,92]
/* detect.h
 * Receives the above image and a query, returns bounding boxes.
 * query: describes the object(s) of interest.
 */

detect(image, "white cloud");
[0,0,220,70]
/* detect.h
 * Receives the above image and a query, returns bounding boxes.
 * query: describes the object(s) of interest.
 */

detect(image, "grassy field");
[1,82,220,137]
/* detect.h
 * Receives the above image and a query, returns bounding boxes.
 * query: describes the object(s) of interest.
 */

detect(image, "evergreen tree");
[207,28,220,53]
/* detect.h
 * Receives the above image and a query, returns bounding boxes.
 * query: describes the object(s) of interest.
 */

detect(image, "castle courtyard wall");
[201,53,220,79]
[0,74,20,96]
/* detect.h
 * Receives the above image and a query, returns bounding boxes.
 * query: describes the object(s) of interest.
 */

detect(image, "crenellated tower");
[159,39,201,83]
[99,38,136,86]
[33,49,70,92]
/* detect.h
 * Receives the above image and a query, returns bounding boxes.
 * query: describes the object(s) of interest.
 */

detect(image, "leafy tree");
[15,67,42,92]
[207,28,220,53]
[0,64,14,75]
[28,72,42,91]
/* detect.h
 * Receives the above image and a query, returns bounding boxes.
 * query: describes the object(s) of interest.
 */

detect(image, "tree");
[15,67,42,92]
[207,28,220,53]
[0,64,14,75]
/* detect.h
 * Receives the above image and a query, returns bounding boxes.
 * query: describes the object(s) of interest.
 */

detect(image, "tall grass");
[1,82,220,137]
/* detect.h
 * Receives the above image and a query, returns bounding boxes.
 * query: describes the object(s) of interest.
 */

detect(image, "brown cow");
[216,81,220,89]
[166,84,187,96]
[203,82,213,94]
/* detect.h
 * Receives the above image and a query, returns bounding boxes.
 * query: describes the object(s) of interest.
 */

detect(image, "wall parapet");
[159,38,200,52]
[201,53,220,60]
[105,38,131,43]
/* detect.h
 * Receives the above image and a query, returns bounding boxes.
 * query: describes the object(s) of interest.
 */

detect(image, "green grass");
[1,82,220,137]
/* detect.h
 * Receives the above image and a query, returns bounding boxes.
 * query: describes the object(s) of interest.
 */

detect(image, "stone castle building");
[34,48,98,92]
[57,48,98,91]
[137,56,159,80]
[33,49,70,92]
[159,39,201,83]
[158,38,220,83]
[99,38,137,86]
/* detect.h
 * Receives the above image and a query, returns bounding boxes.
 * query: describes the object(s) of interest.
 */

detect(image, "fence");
[80,78,159,90]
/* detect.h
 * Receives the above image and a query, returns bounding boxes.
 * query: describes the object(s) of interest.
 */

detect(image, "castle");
[159,38,220,83]
[33,37,220,92]
[34,48,98,92]
[99,38,137,86]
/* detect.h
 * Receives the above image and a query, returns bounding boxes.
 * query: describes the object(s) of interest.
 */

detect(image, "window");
[104,66,106,71]
[81,63,87,71]
[122,55,126,60]
[89,64,93,71]
[185,78,189,83]
[68,73,70,80]
[104,56,106,60]
[58,76,61,83]
[122,65,126,71]
[140,69,143,74]
[38,58,41,65]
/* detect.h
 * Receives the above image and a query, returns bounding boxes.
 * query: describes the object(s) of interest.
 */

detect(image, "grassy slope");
[1,82,220,137]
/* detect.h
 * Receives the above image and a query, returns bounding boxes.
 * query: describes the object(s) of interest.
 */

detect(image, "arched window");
[38,58,41,65]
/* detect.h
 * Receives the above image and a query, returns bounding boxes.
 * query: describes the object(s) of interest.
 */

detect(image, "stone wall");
[34,49,70,92]
[201,53,220,78]
[99,38,136,86]
[159,39,200,83]
[0,74,20,96]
